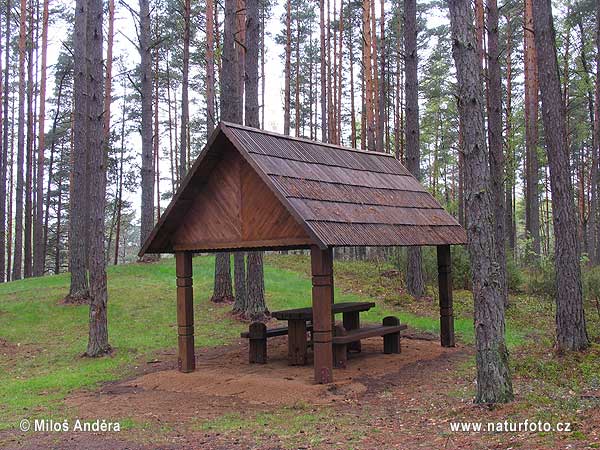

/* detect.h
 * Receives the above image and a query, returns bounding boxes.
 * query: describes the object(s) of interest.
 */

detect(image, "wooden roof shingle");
[139,122,467,255]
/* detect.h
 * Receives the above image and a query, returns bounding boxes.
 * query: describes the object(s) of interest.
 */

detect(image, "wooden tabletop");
[271,301,376,321]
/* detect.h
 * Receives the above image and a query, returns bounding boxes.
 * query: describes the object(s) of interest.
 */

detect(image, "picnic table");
[271,301,375,365]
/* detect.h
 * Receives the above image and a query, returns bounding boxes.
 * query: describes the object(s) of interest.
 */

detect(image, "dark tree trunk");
[244,0,266,321]
[0,0,10,282]
[33,0,50,277]
[524,0,541,260]
[246,251,267,321]
[486,0,507,305]
[85,0,110,357]
[139,0,155,257]
[448,0,513,404]
[179,0,190,182]
[212,0,239,303]
[24,0,34,279]
[591,0,600,264]
[13,0,27,281]
[504,11,516,253]
[319,0,327,142]
[206,0,216,136]
[67,0,90,302]
[283,0,291,135]
[404,0,424,298]
[532,0,589,352]
[232,252,247,313]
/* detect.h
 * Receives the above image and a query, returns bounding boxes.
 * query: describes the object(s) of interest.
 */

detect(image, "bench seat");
[241,324,313,339]
[332,316,405,368]
[332,324,407,344]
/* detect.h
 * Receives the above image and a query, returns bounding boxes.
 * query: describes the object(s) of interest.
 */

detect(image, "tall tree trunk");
[67,0,90,301]
[244,0,267,321]
[212,0,239,303]
[486,0,507,305]
[524,0,541,260]
[206,0,216,136]
[591,0,600,264]
[166,55,176,192]
[154,40,160,221]
[43,72,66,267]
[377,0,385,151]
[363,0,375,150]
[504,11,516,253]
[33,0,49,276]
[0,0,10,282]
[532,0,589,352]
[85,0,110,357]
[179,0,190,182]
[139,0,155,259]
[283,0,291,135]
[114,82,126,266]
[319,0,327,142]
[448,0,513,404]
[13,0,28,281]
[54,145,64,274]
[404,0,424,298]
[349,24,356,148]
[24,0,35,279]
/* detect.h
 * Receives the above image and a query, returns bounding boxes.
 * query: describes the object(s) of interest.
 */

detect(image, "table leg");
[343,311,361,352]
[288,319,308,365]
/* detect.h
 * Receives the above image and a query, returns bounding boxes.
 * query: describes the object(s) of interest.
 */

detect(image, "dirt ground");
[2,332,599,449]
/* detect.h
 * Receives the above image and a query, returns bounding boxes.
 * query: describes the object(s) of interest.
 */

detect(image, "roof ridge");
[221,121,397,158]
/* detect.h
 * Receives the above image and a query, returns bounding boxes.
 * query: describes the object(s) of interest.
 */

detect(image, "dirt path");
[2,333,598,449]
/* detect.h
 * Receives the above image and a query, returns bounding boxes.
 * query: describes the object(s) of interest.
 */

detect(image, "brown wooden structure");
[139,122,467,383]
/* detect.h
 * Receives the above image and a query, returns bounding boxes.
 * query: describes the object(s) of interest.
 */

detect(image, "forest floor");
[0,254,599,449]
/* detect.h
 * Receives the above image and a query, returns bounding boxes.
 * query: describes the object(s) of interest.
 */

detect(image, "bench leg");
[249,322,267,364]
[333,324,348,368]
[383,316,401,354]
[288,319,307,365]
[343,311,362,353]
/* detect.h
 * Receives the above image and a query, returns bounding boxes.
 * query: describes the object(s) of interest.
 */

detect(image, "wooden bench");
[332,316,407,368]
[241,322,313,364]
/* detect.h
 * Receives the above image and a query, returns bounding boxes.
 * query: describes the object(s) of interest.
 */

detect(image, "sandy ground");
[2,332,599,449]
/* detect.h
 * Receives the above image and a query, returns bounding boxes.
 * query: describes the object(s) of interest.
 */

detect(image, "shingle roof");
[139,122,467,255]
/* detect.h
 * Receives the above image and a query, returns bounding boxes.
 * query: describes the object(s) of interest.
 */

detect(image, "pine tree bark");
[283,0,291,135]
[591,0,600,264]
[24,0,35,279]
[179,0,190,182]
[504,11,516,253]
[206,0,216,136]
[524,0,541,259]
[139,0,156,259]
[404,0,424,298]
[448,0,513,404]
[13,0,28,281]
[0,0,10,282]
[532,0,589,352]
[33,0,49,277]
[67,0,90,301]
[244,0,267,321]
[319,0,327,142]
[486,0,507,305]
[363,0,375,150]
[212,0,239,303]
[85,0,110,357]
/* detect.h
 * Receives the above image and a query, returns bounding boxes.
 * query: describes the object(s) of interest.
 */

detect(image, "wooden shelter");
[139,122,467,383]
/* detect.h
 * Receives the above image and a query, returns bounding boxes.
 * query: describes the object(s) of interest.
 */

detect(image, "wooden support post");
[383,316,401,354]
[311,245,334,383]
[343,311,361,352]
[288,319,308,365]
[437,245,455,347]
[249,322,267,364]
[176,251,195,372]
